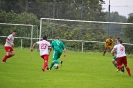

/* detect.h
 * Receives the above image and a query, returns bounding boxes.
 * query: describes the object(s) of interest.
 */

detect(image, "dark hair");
[12,30,16,32]
[117,38,120,40]
[118,39,122,44]
[43,36,47,40]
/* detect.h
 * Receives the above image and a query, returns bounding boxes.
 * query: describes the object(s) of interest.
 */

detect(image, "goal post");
[39,18,133,52]
[0,23,38,49]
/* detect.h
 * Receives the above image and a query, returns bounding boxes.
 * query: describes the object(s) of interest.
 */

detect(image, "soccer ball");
[54,64,59,69]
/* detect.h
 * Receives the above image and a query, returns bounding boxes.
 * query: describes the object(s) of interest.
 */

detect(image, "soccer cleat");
[42,68,45,72]
[48,68,51,70]
[1,60,6,63]
[47,67,50,70]
[116,69,119,72]
[121,66,124,73]
[61,61,63,64]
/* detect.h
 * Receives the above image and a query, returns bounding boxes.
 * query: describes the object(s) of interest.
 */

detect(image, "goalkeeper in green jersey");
[49,37,66,70]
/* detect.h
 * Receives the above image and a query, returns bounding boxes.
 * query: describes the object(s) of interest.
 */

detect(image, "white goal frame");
[0,23,36,49]
[39,18,133,52]
[40,18,133,39]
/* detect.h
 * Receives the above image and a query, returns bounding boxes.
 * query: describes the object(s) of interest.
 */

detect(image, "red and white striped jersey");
[36,40,51,56]
[5,34,14,47]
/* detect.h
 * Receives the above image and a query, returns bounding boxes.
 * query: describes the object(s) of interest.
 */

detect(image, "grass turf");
[0,47,133,88]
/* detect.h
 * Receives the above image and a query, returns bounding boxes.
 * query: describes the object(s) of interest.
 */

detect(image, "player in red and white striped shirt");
[30,36,51,72]
[2,30,17,63]
[111,39,131,76]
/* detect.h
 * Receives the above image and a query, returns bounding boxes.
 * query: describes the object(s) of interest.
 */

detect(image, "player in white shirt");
[111,39,131,76]
[30,36,51,72]
[2,30,16,63]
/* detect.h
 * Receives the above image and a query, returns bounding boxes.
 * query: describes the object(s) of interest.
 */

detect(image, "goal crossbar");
[0,23,34,26]
[40,18,133,41]
[41,18,133,25]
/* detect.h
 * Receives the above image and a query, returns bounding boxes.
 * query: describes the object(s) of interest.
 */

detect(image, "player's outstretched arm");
[111,48,115,56]
[30,43,37,51]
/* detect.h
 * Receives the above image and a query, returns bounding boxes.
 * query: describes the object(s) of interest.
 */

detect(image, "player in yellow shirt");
[103,37,114,56]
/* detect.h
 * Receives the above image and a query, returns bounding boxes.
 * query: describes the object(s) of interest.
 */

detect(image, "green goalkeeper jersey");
[51,39,66,53]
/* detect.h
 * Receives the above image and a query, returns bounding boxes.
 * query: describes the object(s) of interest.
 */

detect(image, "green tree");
[0,10,39,47]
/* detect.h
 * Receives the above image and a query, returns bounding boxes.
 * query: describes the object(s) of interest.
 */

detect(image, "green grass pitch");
[0,47,133,88]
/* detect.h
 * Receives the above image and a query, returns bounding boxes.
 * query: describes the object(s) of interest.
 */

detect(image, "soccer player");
[111,39,131,76]
[49,36,66,70]
[30,36,51,72]
[2,30,16,63]
[103,37,114,56]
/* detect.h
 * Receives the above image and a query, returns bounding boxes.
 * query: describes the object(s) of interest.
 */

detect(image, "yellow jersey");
[105,38,114,49]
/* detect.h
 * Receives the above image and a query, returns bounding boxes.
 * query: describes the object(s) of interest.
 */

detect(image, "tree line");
[0,0,133,53]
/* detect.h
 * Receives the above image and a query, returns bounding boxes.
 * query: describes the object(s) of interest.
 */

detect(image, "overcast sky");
[102,0,133,18]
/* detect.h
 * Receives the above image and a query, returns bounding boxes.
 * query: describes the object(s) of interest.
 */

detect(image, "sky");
[102,0,133,18]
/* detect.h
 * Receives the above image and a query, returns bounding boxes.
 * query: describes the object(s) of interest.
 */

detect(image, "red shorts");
[5,46,14,52]
[116,56,127,67]
[41,55,49,60]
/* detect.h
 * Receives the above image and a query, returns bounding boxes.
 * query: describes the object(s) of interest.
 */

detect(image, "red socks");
[44,60,48,69]
[117,66,131,76]
[3,55,8,61]
[8,55,13,58]
[126,67,131,76]
[3,55,13,62]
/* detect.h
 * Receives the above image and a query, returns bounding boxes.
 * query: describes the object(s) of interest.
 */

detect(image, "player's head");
[115,38,120,41]
[116,39,122,44]
[43,36,47,40]
[119,39,122,44]
[12,30,17,36]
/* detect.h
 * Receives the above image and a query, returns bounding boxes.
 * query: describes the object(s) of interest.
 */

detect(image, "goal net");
[0,23,38,49]
[40,18,133,53]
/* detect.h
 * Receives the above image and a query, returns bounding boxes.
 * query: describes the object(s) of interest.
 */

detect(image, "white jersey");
[5,34,14,47]
[114,44,126,57]
[36,40,51,56]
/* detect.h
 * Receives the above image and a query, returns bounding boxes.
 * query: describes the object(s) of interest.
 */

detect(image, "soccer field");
[0,47,133,88]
